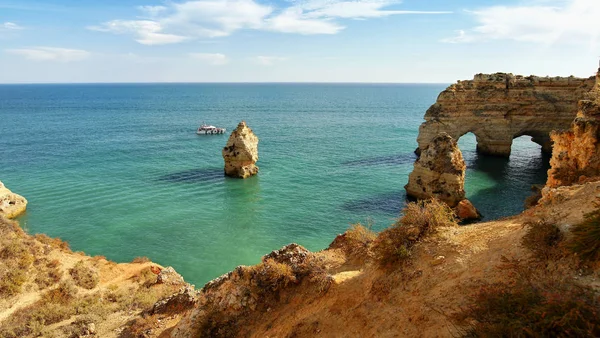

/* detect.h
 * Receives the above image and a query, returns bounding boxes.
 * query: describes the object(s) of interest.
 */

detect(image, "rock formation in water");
[0,181,27,218]
[222,121,259,179]
[546,69,600,188]
[416,73,595,157]
[405,133,467,208]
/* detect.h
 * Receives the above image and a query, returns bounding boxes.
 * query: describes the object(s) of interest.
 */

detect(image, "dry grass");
[521,219,564,260]
[250,258,297,292]
[454,257,600,337]
[342,223,376,258]
[132,256,151,264]
[568,209,600,261]
[34,233,70,252]
[372,199,457,266]
[69,260,99,289]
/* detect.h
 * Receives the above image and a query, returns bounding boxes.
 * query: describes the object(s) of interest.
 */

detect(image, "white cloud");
[265,8,343,34]
[255,55,288,65]
[90,0,450,43]
[298,0,451,19]
[441,30,474,43]
[443,0,600,45]
[189,52,229,65]
[137,5,168,18]
[2,22,24,30]
[88,20,188,45]
[6,47,91,62]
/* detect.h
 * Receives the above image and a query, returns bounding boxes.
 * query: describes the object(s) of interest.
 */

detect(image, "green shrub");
[568,209,600,261]
[69,260,99,289]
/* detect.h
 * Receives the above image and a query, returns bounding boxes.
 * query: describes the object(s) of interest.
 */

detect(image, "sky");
[0,0,599,83]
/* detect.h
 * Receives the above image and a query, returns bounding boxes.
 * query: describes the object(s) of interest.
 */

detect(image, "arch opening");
[457,133,550,220]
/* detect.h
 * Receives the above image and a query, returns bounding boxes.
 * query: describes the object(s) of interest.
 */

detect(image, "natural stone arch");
[416,72,596,157]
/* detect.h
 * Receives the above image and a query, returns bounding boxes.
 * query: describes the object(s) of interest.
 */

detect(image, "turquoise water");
[0,84,549,286]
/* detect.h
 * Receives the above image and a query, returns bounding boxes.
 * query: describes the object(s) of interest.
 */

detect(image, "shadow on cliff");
[342,191,406,215]
[158,168,224,184]
[342,153,417,167]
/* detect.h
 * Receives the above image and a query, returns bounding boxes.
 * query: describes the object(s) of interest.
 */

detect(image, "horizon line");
[0,81,451,85]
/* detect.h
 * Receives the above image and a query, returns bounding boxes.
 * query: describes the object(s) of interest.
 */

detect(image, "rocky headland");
[222,121,259,179]
[416,73,595,157]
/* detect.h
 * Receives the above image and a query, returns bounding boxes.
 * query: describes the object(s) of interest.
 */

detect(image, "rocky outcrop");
[546,69,600,188]
[456,199,480,221]
[171,244,323,337]
[416,73,595,157]
[0,181,27,218]
[405,133,467,207]
[222,121,259,179]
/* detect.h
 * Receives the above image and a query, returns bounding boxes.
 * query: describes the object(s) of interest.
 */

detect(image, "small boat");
[197,123,226,135]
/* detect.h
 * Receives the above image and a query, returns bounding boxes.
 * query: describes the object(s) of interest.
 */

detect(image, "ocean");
[0,83,549,286]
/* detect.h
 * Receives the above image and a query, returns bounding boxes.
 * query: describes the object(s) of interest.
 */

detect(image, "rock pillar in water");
[405,133,479,220]
[405,133,466,207]
[222,121,259,179]
[0,181,28,218]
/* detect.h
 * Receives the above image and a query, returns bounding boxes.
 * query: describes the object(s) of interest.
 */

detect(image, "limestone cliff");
[405,133,466,207]
[546,70,600,188]
[222,121,259,179]
[416,73,595,156]
[0,181,27,218]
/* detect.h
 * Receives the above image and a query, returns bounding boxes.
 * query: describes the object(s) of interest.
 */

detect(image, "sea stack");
[0,181,28,219]
[222,121,259,179]
[405,133,479,219]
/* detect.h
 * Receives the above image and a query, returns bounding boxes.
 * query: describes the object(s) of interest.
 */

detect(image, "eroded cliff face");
[222,121,259,179]
[0,181,27,218]
[546,70,600,188]
[417,73,595,157]
[405,133,466,208]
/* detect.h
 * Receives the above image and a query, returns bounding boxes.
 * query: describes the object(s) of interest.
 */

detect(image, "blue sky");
[0,0,599,83]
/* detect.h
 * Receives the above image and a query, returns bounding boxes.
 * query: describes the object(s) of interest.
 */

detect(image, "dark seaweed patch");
[158,168,223,183]
[342,191,406,215]
[342,153,416,167]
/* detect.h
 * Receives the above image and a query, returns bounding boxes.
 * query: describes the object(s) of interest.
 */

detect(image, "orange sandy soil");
[213,182,600,338]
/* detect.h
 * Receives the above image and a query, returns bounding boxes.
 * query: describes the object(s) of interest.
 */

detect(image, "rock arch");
[416,73,596,157]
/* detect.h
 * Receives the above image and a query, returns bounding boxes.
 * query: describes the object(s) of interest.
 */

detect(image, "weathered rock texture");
[405,133,466,207]
[417,73,595,157]
[223,121,259,179]
[0,181,27,218]
[546,69,600,188]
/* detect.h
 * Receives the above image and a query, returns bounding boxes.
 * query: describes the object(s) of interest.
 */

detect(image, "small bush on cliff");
[373,199,457,266]
[70,260,99,289]
[250,258,296,292]
[343,222,376,257]
[455,257,600,337]
[521,220,564,260]
[568,209,600,261]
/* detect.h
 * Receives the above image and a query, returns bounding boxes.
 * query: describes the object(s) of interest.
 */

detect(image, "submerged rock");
[405,133,467,207]
[0,181,27,219]
[222,121,259,179]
